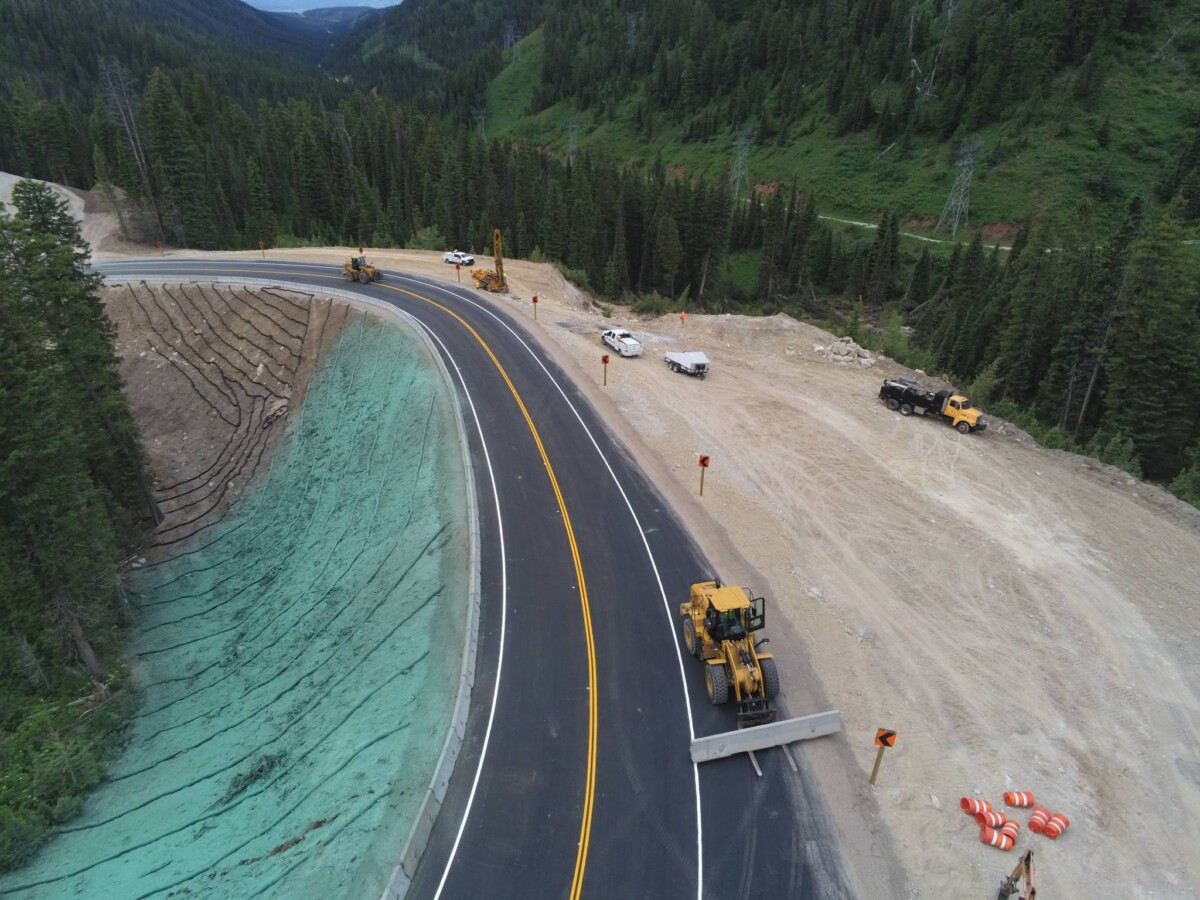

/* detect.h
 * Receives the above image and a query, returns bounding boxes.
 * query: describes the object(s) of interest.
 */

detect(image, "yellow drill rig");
[471,227,509,292]
[680,580,779,726]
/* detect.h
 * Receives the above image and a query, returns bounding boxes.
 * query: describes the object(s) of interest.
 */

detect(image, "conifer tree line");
[1,181,153,687]
[1,182,155,866]
[905,200,1200,484]
[5,53,1200,487]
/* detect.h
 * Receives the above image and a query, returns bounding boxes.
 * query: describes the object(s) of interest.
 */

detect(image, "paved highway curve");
[95,259,853,900]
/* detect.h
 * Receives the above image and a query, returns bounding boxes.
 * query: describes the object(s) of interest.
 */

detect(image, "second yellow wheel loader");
[680,580,779,726]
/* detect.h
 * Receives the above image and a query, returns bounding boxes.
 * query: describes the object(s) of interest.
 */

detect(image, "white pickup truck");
[443,250,475,265]
[602,328,643,357]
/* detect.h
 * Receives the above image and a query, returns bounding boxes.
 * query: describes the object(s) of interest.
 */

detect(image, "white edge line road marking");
[395,271,704,900]
[100,260,703,897]
[414,325,509,900]
[101,267,510,899]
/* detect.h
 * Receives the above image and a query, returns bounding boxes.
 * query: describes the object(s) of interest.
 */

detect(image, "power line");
[730,129,754,201]
[934,142,980,237]
[503,22,520,60]
[564,119,582,160]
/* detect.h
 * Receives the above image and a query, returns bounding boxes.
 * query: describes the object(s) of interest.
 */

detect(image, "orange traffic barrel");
[1028,807,1051,833]
[980,826,1014,851]
[976,811,1007,828]
[961,797,992,815]
[1043,812,1071,839]
[1000,820,1021,843]
[1003,791,1036,807]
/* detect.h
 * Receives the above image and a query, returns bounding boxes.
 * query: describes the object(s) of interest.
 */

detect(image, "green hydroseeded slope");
[0,311,469,898]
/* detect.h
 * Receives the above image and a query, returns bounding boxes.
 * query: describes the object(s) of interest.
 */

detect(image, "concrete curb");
[107,276,482,900]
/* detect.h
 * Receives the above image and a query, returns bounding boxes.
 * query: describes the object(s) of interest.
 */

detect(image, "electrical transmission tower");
[730,129,754,201]
[472,106,488,139]
[564,119,582,160]
[934,143,980,237]
[503,22,520,60]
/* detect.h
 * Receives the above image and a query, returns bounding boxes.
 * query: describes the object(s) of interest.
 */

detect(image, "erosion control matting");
[0,306,469,899]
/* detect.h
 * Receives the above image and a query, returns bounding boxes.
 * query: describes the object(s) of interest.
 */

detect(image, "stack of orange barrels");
[960,791,1071,851]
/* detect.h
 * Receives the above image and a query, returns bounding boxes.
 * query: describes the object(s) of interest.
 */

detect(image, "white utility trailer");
[664,351,710,378]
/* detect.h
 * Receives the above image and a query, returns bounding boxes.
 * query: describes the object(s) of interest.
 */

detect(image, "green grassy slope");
[487,26,1198,237]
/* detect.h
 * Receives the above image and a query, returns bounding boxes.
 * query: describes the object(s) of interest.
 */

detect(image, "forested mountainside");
[0,0,336,185]
[327,0,548,115]
[268,5,384,41]
[340,0,1200,230]
[0,0,1198,483]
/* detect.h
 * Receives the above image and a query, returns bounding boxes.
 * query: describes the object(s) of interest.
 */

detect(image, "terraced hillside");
[0,285,470,898]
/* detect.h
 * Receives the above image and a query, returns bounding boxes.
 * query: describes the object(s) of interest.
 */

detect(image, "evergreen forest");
[0,182,154,868]
[2,0,1200,871]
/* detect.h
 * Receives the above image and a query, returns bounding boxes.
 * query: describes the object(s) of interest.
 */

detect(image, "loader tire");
[683,618,698,656]
[899,403,912,416]
[956,421,971,434]
[358,271,369,284]
[885,398,899,411]
[759,657,780,699]
[706,665,730,705]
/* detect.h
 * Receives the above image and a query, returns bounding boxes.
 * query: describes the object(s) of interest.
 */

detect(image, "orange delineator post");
[1004,791,1036,807]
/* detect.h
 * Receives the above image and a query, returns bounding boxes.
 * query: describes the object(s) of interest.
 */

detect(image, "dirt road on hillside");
[24,174,1200,898]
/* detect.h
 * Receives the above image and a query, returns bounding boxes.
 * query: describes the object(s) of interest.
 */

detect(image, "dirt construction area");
[9,171,1199,897]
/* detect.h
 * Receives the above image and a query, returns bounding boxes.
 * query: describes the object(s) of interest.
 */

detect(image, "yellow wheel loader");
[680,580,779,726]
[343,254,382,284]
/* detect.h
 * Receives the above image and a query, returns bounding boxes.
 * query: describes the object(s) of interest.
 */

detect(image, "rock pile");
[813,336,875,367]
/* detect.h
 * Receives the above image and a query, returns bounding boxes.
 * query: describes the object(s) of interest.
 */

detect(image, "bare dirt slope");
[25,170,1198,897]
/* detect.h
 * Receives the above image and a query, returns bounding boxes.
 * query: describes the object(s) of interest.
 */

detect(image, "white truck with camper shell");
[602,328,643,357]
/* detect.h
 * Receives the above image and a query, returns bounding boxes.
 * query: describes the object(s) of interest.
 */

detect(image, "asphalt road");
[95,259,853,900]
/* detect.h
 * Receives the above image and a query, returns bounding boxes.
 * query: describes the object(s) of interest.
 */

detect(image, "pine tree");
[655,209,684,295]
[7,181,153,530]
[1103,204,1200,478]
[243,156,276,246]
[140,71,220,248]
[865,211,899,306]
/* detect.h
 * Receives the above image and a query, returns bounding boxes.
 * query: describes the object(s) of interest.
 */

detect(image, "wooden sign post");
[698,454,710,495]
[532,294,539,320]
[869,728,896,786]
[602,354,609,386]
[155,240,165,257]
[455,262,461,282]
[258,240,265,258]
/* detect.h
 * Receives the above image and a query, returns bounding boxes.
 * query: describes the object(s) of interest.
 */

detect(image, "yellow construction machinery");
[471,227,509,292]
[996,850,1036,900]
[343,252,382,284]
[680,580,779,726]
